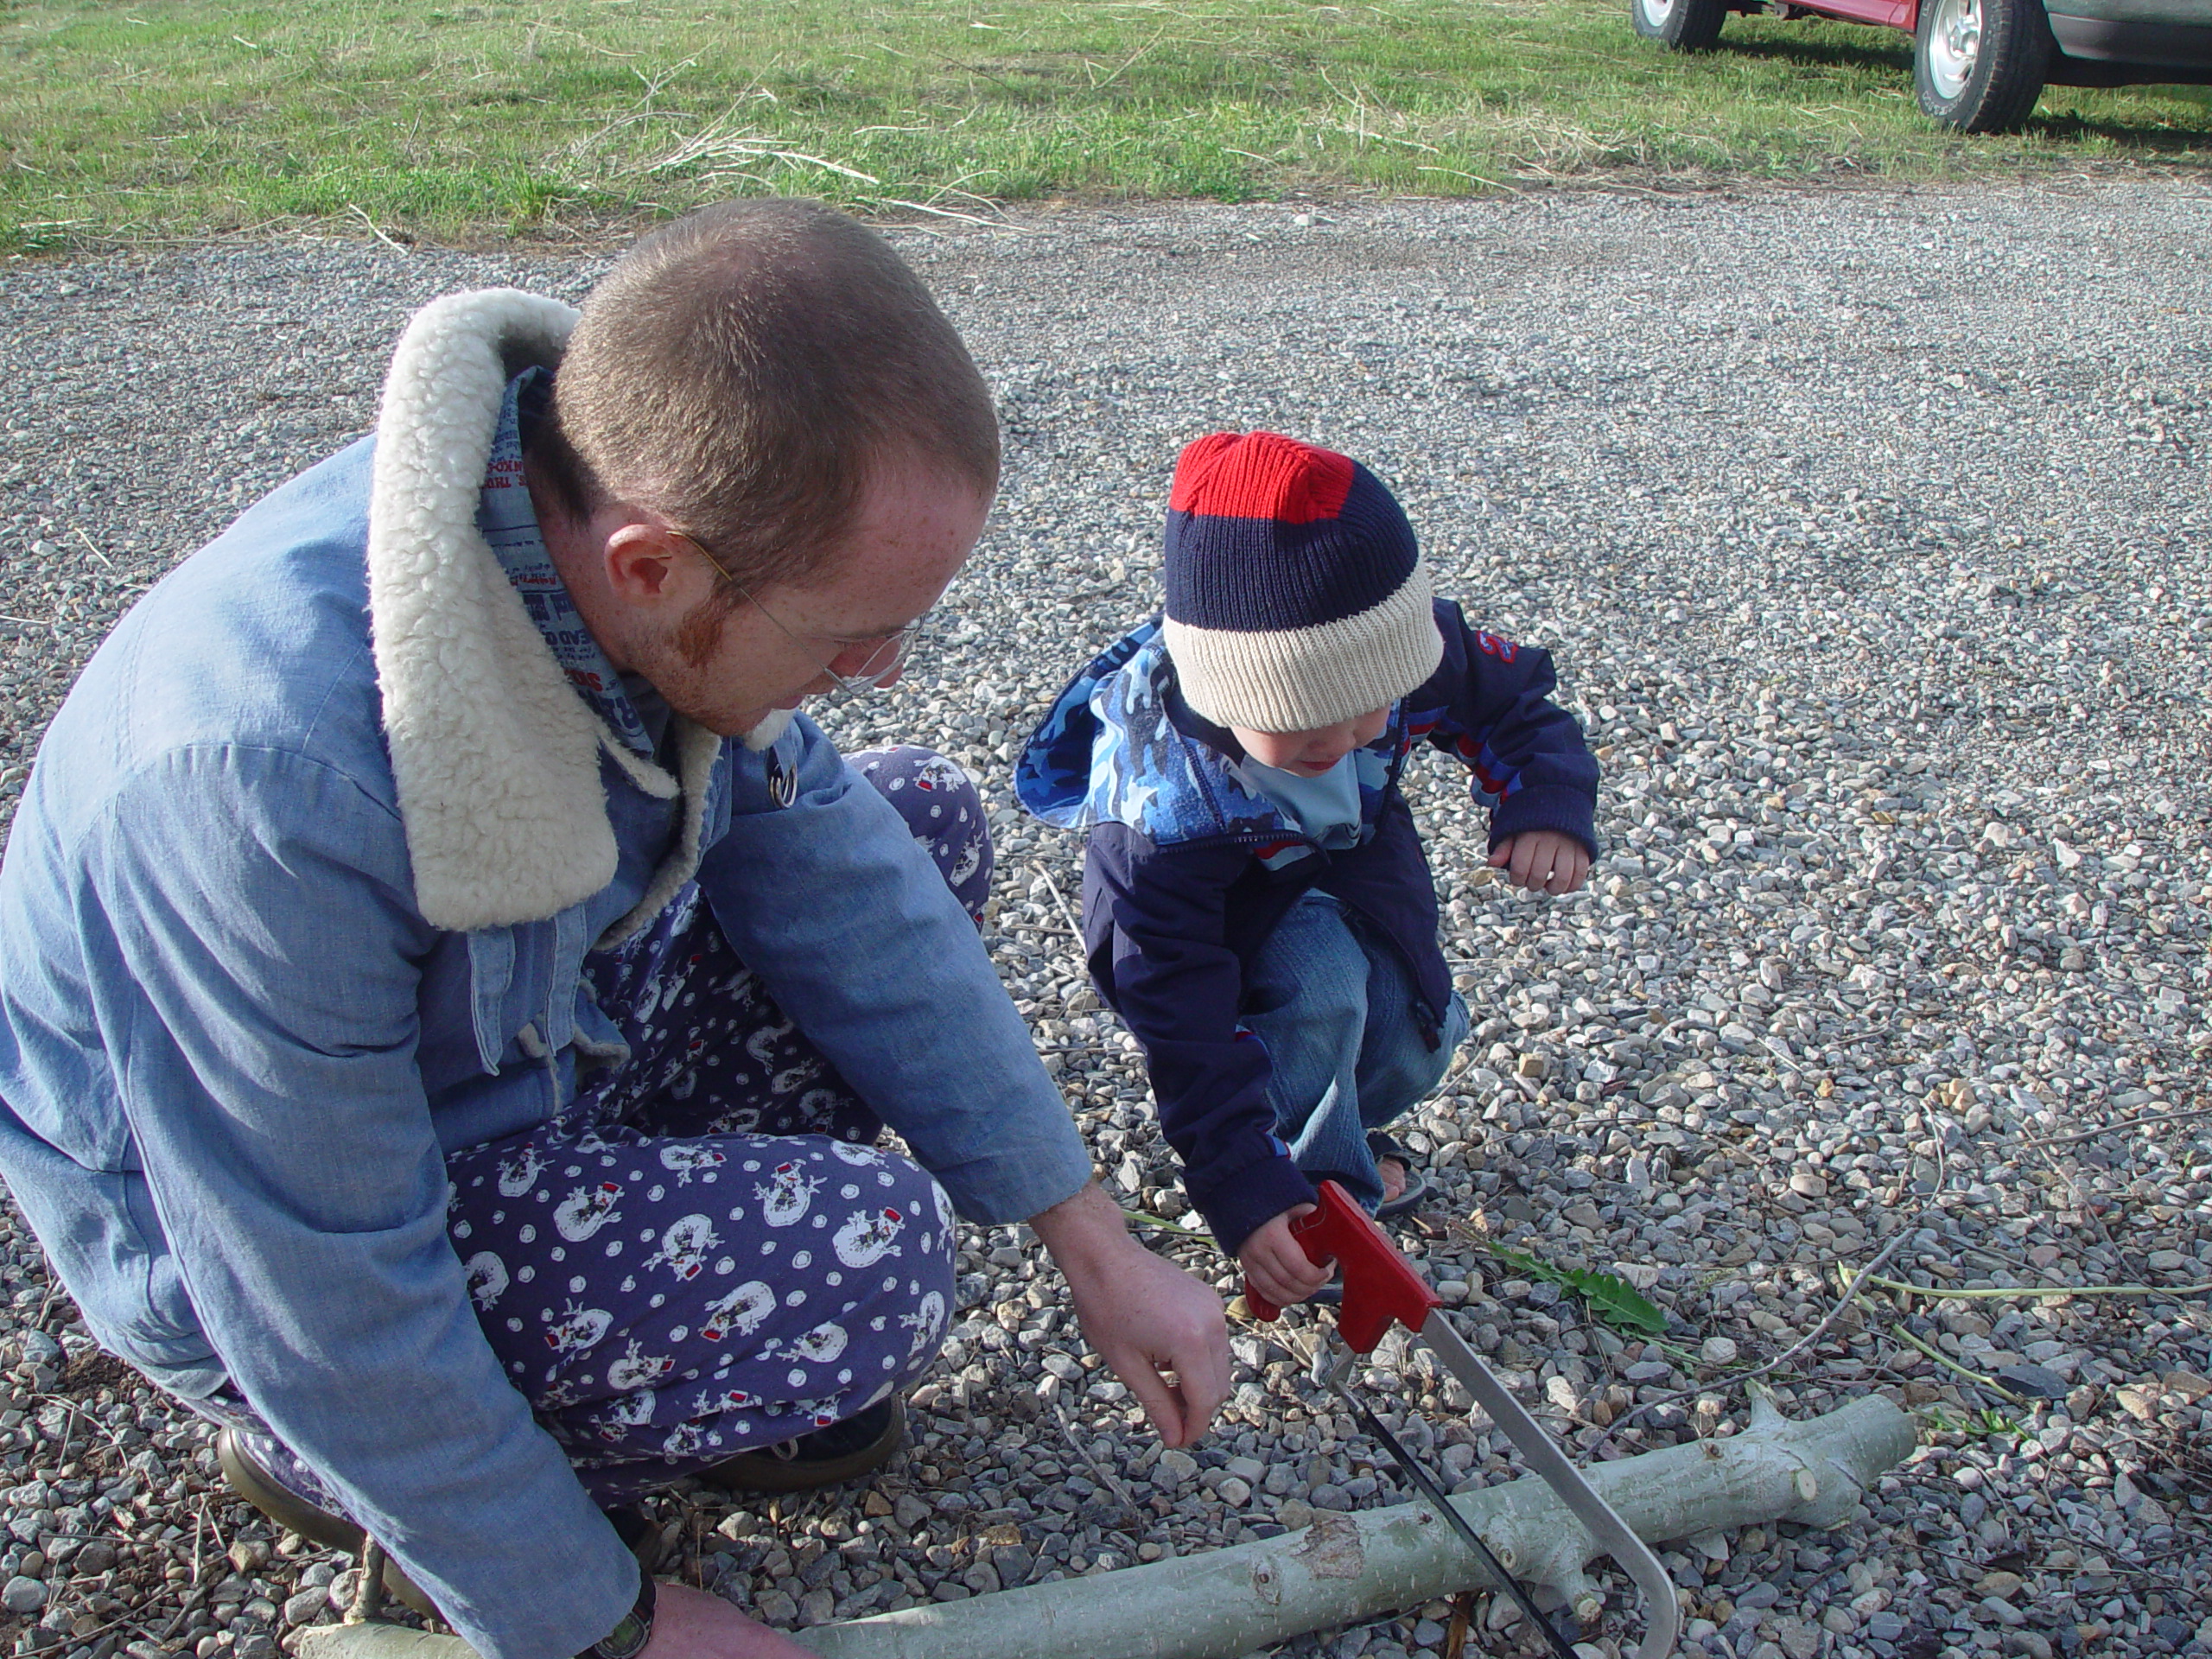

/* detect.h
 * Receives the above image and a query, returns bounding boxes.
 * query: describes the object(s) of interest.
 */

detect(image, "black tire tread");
[1630,0,1728,52]
[1916,0,2052,131]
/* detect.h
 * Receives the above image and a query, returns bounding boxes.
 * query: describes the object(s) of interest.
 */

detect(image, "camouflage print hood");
[1016,620,1406,848]
[1013,620,1294,844]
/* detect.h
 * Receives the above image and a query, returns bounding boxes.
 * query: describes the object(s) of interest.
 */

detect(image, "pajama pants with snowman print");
[198,746,992,1507]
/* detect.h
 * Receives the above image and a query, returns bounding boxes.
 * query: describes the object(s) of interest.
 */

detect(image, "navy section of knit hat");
[1162,433,1421,635]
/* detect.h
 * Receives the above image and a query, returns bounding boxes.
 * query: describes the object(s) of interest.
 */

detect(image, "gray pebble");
[3,1574,47,1614]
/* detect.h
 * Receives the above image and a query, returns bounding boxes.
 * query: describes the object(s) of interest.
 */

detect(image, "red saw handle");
[1243,1179,1440,1353]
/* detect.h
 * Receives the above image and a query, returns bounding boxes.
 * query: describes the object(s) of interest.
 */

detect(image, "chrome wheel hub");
[1928,0,1984,99]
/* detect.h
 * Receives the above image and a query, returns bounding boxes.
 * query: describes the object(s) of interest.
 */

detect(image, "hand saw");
[1245,1180,1681,1659]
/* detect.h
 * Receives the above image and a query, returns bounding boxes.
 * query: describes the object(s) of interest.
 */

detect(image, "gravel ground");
[0,181,2208,1659]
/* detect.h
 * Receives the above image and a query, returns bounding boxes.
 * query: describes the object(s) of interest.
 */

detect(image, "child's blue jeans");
[1239,891,1470,1213]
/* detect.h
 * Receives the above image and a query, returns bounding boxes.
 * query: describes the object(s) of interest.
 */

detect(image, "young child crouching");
[1015,431,1599,1308]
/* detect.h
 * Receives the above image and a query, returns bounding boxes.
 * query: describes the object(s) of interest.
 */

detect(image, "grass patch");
[2,0,2209,247]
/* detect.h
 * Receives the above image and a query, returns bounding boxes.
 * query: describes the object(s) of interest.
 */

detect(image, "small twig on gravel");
[2023,1135,2133,1270]
[187,1501,206,1587]
[1031,860,1085,947]
[1865,1274,2212,1302]
[345,203,411,256]
[70,527,113,570]
[148,1583,207,1646]
[2018,1104,2212,1147]
[59,1585,187,1647]
[1586,1226,1915,1462]
[200,1491,230,1563]
[1878,1313,2029,1407]
[34,1395,127,1453]
[1050,1399,1145,1536]
[346,1537,390,1624]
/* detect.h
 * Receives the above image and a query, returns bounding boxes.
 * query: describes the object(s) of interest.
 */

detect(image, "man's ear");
[601,521,705,607]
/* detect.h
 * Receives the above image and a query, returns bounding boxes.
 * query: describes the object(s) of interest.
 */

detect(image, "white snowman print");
[785,1320,849,1364]
[832,1205,906,1268]
[595,1389,657,1440]
[661,1421,713,1459]
[658,885,701,944]
[691,1382,762,1415]
[645,1213,721,1281]
[647,967,690,1023]
[770,1063,819,1097]
[797,1086,845,1122]
[744,1016,796,1068]
[828,1141,886,1169]
[658,1143,725,1185]
[463,1251,509,1311]
[554,1181,624,1242]
[899,1290,946,1359]
[757,1160,822,1227]
[542,1301,613,1357]
[607,1338,676,1392]
[912,754,968,794]
[929,1178,954,1236]
[700,1281,777,1342]
[786,1395,845,1429]
[497,1146,548,1198]
[944,835,982,890]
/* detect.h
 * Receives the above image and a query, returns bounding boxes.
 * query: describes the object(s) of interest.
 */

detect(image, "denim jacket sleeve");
[85,746,637,1659]
[695,715,1092,1224]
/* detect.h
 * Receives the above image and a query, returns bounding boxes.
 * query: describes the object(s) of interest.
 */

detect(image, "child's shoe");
[1369,1132,1430,1220]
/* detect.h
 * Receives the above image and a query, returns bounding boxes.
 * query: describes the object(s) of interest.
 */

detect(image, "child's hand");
[1237,1205,1333,1308]
[1489,830,1590,895]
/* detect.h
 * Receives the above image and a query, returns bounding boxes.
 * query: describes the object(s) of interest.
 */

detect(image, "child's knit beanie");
[1160,431,1442,733]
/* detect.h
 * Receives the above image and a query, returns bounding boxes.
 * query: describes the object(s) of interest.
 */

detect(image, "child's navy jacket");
[1015,599,1599,1254]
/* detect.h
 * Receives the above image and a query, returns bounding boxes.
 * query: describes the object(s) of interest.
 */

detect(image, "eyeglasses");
[670,530,930,698]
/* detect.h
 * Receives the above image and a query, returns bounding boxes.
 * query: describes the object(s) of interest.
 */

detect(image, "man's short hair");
[535,198,999,594]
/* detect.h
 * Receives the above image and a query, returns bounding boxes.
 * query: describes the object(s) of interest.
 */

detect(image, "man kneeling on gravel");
[0,200,1230,1659]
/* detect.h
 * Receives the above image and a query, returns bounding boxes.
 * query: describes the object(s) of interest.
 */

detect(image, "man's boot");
[215,1427,442,1618]
[700,1396,906,1494]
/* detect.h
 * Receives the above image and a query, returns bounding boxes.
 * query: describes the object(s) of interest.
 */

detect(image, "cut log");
[300,1391,1916,1659]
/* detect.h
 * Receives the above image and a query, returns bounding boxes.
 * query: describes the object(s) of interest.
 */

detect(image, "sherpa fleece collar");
[367,287,724,936]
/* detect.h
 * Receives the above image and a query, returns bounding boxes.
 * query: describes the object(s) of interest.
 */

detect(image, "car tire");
[1630,0,1727,51]
[1914,0,2051,130]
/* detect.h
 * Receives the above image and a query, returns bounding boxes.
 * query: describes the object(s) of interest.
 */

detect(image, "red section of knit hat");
[1168,430,1357,524]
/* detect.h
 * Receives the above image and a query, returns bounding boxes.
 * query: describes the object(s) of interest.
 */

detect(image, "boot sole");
[215,1428,441,1618]
[701,1399,906,1495]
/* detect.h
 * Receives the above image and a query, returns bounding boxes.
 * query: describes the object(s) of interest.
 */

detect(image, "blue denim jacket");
[0,294,1090,1659]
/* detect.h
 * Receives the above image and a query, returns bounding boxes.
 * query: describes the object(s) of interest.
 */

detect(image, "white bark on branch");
[299,1393,1916,1659]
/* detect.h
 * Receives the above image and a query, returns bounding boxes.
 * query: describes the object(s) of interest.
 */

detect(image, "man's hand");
[1489,830,1590,895]
[639,1582,816,1659]
[1027,1181,1230,1447]
[1236,1205,1332,1309]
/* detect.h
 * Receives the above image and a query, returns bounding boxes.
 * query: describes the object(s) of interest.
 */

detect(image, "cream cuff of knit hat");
[1165,568,1442,734]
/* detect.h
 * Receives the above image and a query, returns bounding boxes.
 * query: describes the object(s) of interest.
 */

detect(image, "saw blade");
[1320,1342,1581,1659]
